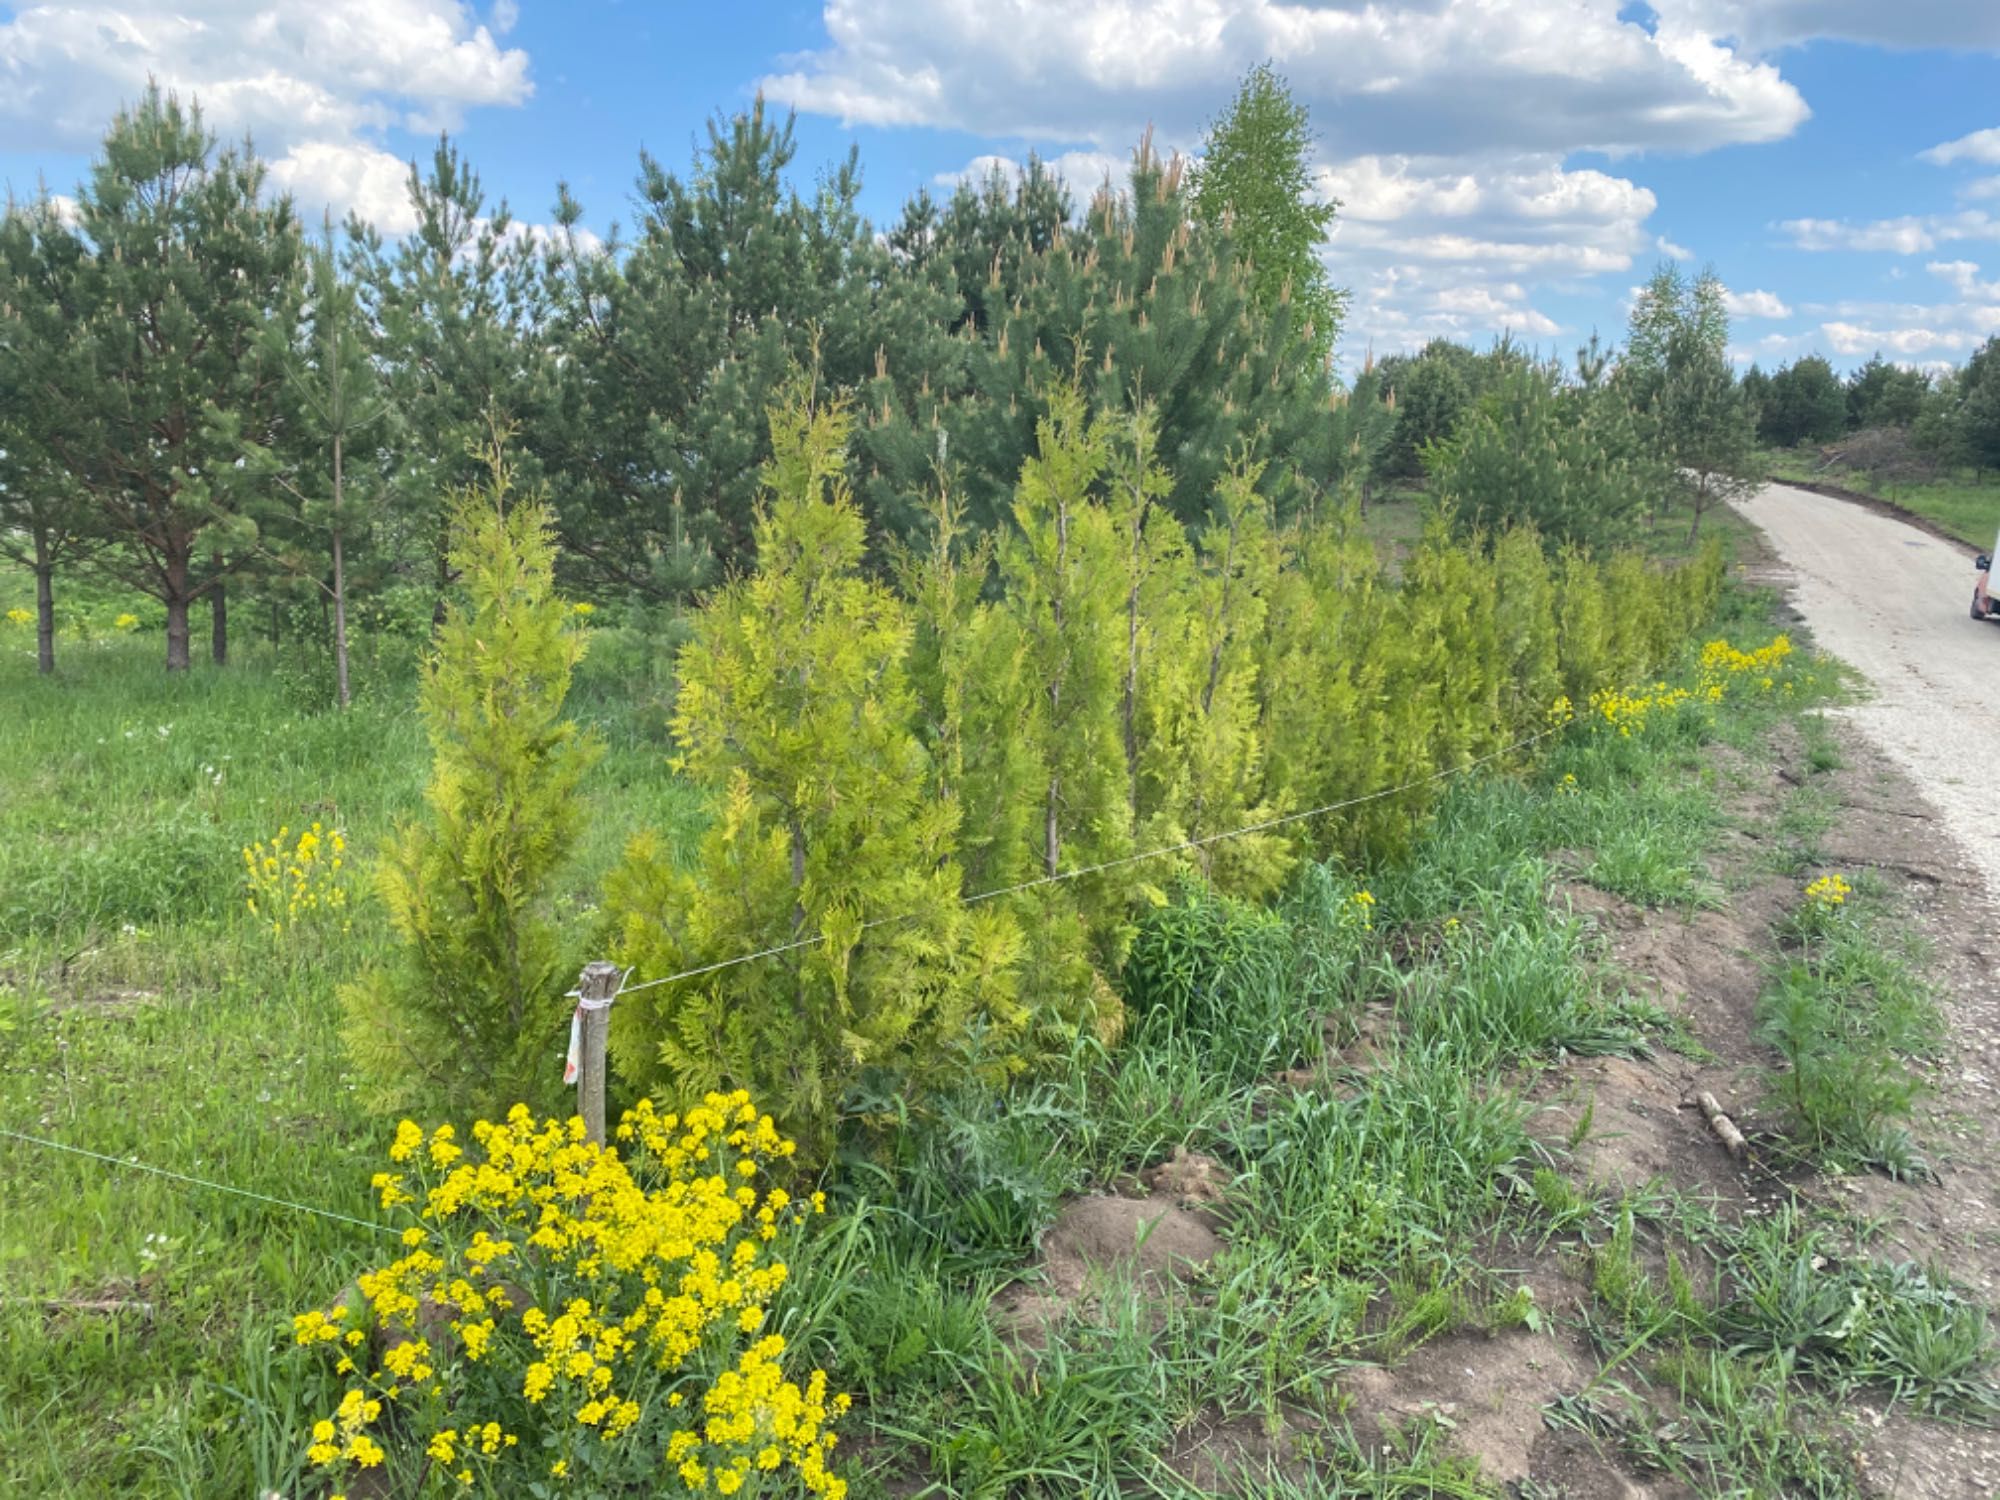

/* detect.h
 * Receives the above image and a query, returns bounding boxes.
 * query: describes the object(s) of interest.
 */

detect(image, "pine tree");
[0,193,100,674]
[228,219,394,708]
[343,442,599,1114]
[544,97,965,593]
[1622,262,1757,535]
[1426,362,1659,551]
[861,137,1346,546]
[28,87,301,670]
[357,137,545,621]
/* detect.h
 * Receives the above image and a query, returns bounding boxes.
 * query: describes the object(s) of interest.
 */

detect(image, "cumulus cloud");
[933,151,1127,206]
[0,1,531,232]
[1730,329,1815,366]
[1341,262,1565,361]
[1780,211,2000,255]
[1928,259,2000,299]
[1652,0,2000,54]
[1312,152,1659,357]
[1723,287,1792,318]
[1322,155,1656,274]
[762,0,1808,160]
[758,0,1834,365]
[1821,320,1987,357]
[1776,289,2000,359]
[267,140,423,235]
[1921,127,2000,168]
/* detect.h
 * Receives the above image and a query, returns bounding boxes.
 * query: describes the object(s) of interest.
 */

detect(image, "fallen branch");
[1696,1091,1748,1160]
[5,1296,155,1319]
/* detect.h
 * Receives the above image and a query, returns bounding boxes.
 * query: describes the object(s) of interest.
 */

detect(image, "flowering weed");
[292,1092,850,1497]
[242,822,351,939]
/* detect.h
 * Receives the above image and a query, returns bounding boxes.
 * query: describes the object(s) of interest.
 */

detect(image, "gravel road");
[1731,482,2000,906]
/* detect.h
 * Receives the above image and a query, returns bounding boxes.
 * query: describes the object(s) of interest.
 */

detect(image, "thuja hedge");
[602,379,1725,1151]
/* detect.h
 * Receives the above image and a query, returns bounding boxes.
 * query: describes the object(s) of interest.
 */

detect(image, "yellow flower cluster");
[294,1092,849,1497]
[1587,681,1694,737]
[114,612,140,631]
[1698,634,1795,701]
[242,821,350,938]
[1344,889,1376,930]
[1805,873,1852,910]
[3,607,31,627]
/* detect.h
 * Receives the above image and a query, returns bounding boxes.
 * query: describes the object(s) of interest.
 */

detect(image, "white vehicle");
[1976,529,2000,621]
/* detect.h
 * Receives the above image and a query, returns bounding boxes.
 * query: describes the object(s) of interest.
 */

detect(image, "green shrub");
[1758,883,1939,1175]
[1121,880,1304,1082]
[607,383,1023,1158]
[341,452,599,1115]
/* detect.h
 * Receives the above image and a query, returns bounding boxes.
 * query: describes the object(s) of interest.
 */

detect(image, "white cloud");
[1783,289,2000,360]
[1921,126,2000,167]
[1322,155,1655,274]
[1652,1,2000,53]
[763,0,1836,370]
[1340,262,1566,365]
[1312,152,1654,358]
[268,141,421,235]
[1927,259,2000,299]
[1821,319,1987,358]
[934,151,1126,206]
[762,0,1808,160]
[0,2,531,232]
[1723,287,1792,319]
[491,0,520,36]
[1780,211,2000,255]
[1730,329,1815,366]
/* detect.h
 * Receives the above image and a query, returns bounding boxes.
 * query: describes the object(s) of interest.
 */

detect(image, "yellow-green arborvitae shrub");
[341,453,600,1116]
[607,385,1022,1158]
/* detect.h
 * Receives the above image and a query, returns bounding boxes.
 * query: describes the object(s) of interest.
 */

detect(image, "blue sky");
[4,1,1999,377]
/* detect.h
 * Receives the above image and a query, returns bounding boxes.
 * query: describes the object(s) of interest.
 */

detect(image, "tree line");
[0,72,1348,684]
[3,72,1766,690]
[1744,343,2000,475]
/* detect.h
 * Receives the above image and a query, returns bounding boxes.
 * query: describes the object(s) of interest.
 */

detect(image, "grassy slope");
[1763,446,2000,552]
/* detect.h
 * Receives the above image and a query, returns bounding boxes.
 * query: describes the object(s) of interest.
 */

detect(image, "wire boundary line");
[0,725,1566,1237]
[0,1127,400,1238]
[616,721,1567,999]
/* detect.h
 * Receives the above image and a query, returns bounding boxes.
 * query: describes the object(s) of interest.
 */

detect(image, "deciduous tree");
[1189,63,1344,371]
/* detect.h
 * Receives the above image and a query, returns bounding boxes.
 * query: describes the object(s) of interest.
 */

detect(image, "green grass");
[0,632,702,1497]
[1764,446,2000,551]
[0,596,1987,1496]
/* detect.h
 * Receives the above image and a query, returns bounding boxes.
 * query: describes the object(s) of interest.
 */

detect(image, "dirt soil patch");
[991,1192,1224,1350]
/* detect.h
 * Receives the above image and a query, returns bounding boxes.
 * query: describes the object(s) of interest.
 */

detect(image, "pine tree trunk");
[165,545,192,672]
[1122,524,1146,820]
[210,572,228,666]
[332,431,352,710]
[33,529,55,677]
